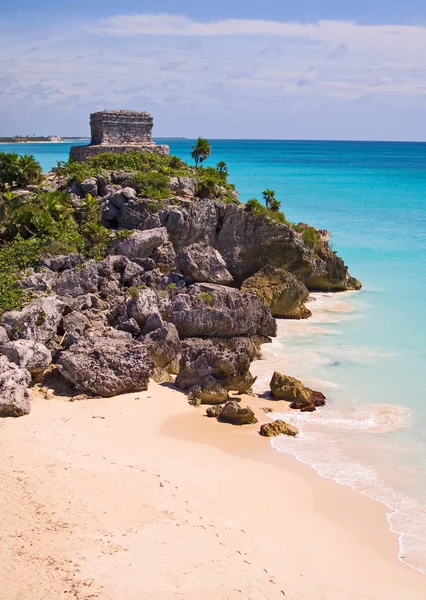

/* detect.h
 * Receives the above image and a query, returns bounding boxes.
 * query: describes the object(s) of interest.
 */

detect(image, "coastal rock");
[0,340,51,375]
[206,404,223,418]
[40,253,84,272]
[126,288,160,327]
[0,326,10,343]
[80,177,99,197]
[0,356,31,417]
[168,283,277,339]
[259,420,299,437]
[2,296,65,344]
[270,371,326,412]
[169,176,196,197]
[19,268,58,292]
[176,338,256,403]
[175,243,233,285]
[150,241,176,273]
[144,322,181,369]
[218,401,258,425]
[57,330,154,397]
[241,265,310,319]
[108,228,168,260]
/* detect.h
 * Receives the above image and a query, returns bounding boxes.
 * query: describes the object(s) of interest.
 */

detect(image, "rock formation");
[218,401,258,425]
[269,371,326,412]
[259,420,299,437]
[70,110,169,162]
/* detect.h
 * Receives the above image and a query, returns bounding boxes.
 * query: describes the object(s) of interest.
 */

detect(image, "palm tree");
[216,161,228,176]
[191,137,211,167]
[16,154,43,188]
[262,189,276,209]
[269,198,281,212]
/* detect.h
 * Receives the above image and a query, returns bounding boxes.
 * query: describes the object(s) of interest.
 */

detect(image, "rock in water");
[218,401,258,425]
[259,420,299,437]
[57,331,154,397]
[241,265,311,319]
[175,243,233,285]
[269,371,326,412]
[0,356,31,417]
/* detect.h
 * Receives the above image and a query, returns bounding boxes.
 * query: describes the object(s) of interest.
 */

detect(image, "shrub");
[294,224,319,247]
[199,291,214,305]
[130,171,170,199]
[0,152,43,190]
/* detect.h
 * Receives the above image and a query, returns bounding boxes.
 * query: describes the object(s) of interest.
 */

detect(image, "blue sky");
[1,1,426,140]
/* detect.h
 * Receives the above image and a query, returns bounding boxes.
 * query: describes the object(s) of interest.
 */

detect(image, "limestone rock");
[0,340,51,375]
[259,420,299,437]
[206,405,223,418]
[176,338,256,403]
[80,177,98,197]
[40,254,84,272]
[175,243,233,285]
[270,371,326,412]
[0,327,9,344]
[2,296,65,344]
[19,268,58,292]
[108,228,168,260]
[169,176,196,197]
[57,330,154,397]
[144,322,181,369]
[0,356,31,417]
[126,288,160,327]
[168,283,277,339]
[241,265,310,319]
[218,401,258,425]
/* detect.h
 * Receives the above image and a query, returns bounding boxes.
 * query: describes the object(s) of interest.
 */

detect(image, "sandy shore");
[1,383,425,600]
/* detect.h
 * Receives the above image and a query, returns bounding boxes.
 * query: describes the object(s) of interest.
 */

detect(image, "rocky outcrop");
[218,401,258,425]
[144,322,181,369]
[206,404,223,418]
[259,420,299,437]
[168,283,277,339]
[175,243,233,285]
[2,296,65,344]
[108,228,168,260]
[0,357,31,417]
[57,330,154,397]
[0,340,51,376]
[241,265,310,319]
[176,338,256,404]
[270,371,326,412]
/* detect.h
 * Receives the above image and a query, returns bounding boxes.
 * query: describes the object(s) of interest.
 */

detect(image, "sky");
[1,1,426,140]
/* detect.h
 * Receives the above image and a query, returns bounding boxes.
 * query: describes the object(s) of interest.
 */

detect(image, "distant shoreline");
[0,139,89,145]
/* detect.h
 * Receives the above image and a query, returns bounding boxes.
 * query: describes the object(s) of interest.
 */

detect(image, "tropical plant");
[269,198,281,212]
[216,161,228,176]
[262,189,276,209]
[191,137,211,167]
[0,152,42,190]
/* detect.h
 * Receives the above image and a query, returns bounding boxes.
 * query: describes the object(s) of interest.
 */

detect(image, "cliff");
[0,149,361,418]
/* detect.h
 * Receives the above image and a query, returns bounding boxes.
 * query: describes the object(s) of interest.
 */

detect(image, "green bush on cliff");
[293,224,319,247]
[0,152,43,190]
[0,190,113,312]
[130,172,170,199]
[245,198,290,225]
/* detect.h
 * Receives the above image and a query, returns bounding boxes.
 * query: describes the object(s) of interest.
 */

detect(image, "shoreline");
[1,382,425,599]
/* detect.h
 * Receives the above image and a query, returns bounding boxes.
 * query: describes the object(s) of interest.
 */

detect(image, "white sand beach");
[1,382,425,600]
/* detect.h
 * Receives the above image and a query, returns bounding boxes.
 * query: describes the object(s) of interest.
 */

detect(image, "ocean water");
[3,138,426,572]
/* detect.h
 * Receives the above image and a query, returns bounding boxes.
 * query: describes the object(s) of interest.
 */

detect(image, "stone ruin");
[69,110,169,161]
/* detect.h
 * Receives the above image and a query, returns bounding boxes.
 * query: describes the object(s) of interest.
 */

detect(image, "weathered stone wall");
[70,144,170,162]
[91,110,153,145]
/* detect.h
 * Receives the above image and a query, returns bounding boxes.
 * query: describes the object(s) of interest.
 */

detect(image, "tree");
[262,189,276,209]
[191,137,211,167]
[216,161,228,176]
[269,198,281,212]
[0,152,42,190]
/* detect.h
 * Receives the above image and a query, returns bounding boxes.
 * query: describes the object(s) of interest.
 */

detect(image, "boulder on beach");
[0,356,32,418]
[270,371,326,412]
[259,420,299,437]
[241,265,311,319]
[218,400,258,425]
[175,243,233,285]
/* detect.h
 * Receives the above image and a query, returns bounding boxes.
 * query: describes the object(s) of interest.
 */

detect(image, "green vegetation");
[216,161,228,176]
[262,189,276,209]
[0,152,43,190]
[167,282,176,290]
[191,137,211,167]
[244,198,290,225]
[130,171,170,199]
[293,224,319,247]
[0,189,112,313]
[199,291,214,305]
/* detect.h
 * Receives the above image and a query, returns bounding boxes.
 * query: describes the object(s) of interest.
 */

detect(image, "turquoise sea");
[3,139,426,572]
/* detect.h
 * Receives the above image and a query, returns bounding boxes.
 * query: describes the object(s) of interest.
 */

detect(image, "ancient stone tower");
[70,110,169,161]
